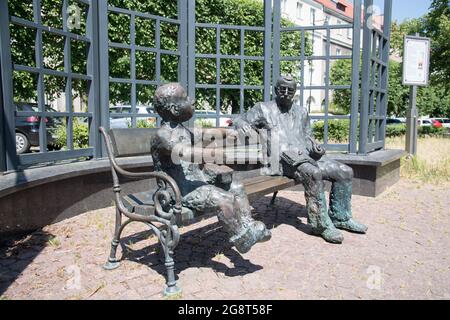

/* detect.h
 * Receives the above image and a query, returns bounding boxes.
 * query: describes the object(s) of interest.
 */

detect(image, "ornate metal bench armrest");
[99,127,183,223]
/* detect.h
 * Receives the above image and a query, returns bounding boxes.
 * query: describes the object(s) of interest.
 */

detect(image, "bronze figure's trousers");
[294,159,354,232]
[182,182,271,253]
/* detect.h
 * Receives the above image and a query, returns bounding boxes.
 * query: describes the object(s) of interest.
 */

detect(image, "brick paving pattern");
[1,179,449,300]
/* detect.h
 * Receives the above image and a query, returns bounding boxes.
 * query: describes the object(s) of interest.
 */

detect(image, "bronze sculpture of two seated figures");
[150,77,367,255]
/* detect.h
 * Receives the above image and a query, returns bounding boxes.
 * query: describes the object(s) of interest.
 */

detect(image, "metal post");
[358,0,374,155]
[187,0,196,127]
[349,0,362,154]
[272,0,281,85]
[379,0,393,147]
[98,0,110,157]
[0,63,5,173]
[405,31,420,156]
[263,0,272,101]
[34,0,48,154]
[0,0,18,170]
[90,0,102,158]
[178,0,188,89]
[405,84,418,155]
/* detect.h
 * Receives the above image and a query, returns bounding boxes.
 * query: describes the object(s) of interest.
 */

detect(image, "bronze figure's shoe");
[333,219,368,234]
[231,221,272,254]
[313,227,344,244]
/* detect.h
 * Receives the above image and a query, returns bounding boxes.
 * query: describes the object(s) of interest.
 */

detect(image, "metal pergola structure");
[0,0,393,173]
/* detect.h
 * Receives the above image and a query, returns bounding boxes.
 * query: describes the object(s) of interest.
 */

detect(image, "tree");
[330,13,450,118]
[330,58,409,116]
[425,0,450,85]
[9,0,310,115]
[390,18,425,55]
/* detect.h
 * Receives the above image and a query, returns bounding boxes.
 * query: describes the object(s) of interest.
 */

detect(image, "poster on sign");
[402,35,431,86]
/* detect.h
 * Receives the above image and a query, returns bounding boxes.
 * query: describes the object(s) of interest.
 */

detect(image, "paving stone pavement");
[0,179,449,300]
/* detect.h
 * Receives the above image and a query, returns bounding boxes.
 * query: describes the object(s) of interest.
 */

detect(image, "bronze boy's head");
[153,83,195,123]
[274,75,297,110]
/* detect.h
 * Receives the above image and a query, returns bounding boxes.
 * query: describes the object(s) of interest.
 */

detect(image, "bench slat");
[244,176,296,201]
[122,175,297,221]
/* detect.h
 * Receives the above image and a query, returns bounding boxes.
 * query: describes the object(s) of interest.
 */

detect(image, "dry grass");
[386,136,450,184]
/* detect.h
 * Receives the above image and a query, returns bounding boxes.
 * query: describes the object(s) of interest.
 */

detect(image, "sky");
[370,0,433,22]
[391,0,432,22]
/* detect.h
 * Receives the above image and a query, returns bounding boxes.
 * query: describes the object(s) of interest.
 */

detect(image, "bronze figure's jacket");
[233,101,324,176]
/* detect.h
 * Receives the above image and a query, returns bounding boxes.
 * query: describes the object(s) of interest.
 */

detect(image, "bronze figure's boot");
[329,181,368,234]
[228,191,271,254]
[307,191,344,244]
[230,220,272,254]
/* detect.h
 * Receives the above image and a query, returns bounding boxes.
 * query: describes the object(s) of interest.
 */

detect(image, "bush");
[134,119,157,128]
[312,120,350,143]
[418,126,446,137]
[52,118,89,150]
[386,124,406,137]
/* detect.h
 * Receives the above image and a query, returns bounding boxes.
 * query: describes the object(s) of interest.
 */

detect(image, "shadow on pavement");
[116,195,311,282]
[0,230,54,295]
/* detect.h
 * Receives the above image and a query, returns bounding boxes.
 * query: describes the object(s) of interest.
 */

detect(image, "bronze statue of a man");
[233,75,368,244]
[151,83,271,253]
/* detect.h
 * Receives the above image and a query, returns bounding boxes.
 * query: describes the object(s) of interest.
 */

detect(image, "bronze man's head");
[153,83,195,123]
[274,75,297,109]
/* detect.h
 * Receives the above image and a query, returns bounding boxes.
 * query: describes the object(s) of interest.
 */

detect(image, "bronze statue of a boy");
[233,75,368,244]
[151,83,271,253]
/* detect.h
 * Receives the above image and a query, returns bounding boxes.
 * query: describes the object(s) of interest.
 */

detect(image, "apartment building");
[280,0,355,112]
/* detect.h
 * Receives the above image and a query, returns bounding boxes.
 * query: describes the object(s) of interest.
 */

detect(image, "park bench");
[99,126,299,296]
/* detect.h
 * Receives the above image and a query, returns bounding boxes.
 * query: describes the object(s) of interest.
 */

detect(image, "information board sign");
[402,35,431,86]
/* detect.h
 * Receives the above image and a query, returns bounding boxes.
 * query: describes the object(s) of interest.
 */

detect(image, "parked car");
[386,118,404,125]
[195,110,233,127]
[15,102,59,154]
[418,118,442,128]
[431,118,450,128]
[109,105,154,128]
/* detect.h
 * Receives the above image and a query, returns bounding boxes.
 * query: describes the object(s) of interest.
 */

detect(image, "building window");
[337,19,342,35]
[310,8,316,25]
[337,3,347,12]
[296,2,303,20]
[336,48,342,56]
[281,0,288,13]
[347,27,352,39]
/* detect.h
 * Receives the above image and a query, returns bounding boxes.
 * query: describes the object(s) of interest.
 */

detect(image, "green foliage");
[312,120,350,143]
[426,0,450,85]
[134,119,157,128]
[389,6,450,118]
[330,58,409,116]
[401,154,450,184]
[9,0,310,115]
[418,125,447,136]
[312,120,446,142]
[390,19,425,56]
[380,124,445,139]
[386,124,406,138]
[9,0,88,102]
[194,119,215,128]
[52,118,89,150]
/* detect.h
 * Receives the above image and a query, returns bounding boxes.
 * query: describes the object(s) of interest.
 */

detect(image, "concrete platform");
[0,150,405,235]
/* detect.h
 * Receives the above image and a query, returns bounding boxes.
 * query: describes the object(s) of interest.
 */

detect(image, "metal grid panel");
[359,0,392,154]
[273,0,360,153]
[1,0,98,169]
[189,0,272,128]
[100,3,185,130]
[0,0,393,171]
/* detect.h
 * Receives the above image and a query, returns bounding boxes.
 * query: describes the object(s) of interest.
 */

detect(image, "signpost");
[402,35,431,156]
